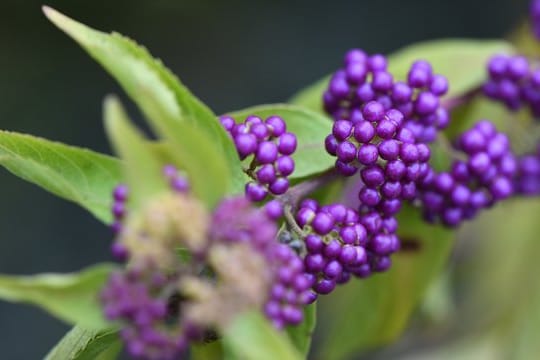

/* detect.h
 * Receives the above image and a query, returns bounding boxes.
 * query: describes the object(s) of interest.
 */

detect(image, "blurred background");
[0,0,530,358]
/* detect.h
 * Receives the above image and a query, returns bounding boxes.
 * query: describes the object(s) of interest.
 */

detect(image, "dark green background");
[0,0,528,358]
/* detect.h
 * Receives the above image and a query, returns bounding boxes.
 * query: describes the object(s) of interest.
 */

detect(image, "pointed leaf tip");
[41,5,53,15]
[0,130,121,223]
[103,96,168,209]
[43,7,244,200]
[103,95,121,117]
[42,6,62,23]
[42,5,95,42]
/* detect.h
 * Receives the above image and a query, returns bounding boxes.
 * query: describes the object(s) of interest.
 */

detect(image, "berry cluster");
[163,165,190,193]
[296,199,399,296]
[264,243,313,329]
[515,146,540,195]
[110,184,129,260]
[220,115,297,201]
[483,54,540,116]
[109,166,190,262]
[101,264,189,359]
[419,121,516,226]
[323,49,449,143]
[325,101,431,216]
[99,38,540,360]
[104,185,312,357]
[211,197,312,329]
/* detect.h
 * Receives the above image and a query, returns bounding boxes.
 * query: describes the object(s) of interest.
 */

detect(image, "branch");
[441,87,481,111]
[277,169,340,209]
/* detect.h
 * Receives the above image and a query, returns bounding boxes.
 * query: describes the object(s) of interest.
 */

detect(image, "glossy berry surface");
[220,115,297,201]
[296,199,400,296]
[325,100,431,218]
[324,49,450,143]
[418,121,516,227]
[483,54,540,117]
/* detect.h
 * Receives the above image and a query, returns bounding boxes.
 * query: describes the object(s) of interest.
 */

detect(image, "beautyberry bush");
[1,3,540,360]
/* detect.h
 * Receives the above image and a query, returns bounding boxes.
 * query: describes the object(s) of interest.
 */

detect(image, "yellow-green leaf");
[223,312,302,360]
[316,205,454,359]
[0,264,116,329]
[227,104,334,179]
[291,39,513,114]
[104,96,168,210]
[0,131,121,224]
[43,6,244,196]
[45,326,121,360]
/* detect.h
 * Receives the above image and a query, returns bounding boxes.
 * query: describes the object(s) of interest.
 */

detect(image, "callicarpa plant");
[2,3,540,360]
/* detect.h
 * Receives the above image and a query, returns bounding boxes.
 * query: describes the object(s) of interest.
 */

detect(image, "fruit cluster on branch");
[99,3,540,358]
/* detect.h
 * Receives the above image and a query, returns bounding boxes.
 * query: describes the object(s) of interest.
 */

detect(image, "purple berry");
[219,116,236,131]
[336,160,358,176]
[256,141,279,164]
[429,74,449,95]
[245,182,268,201]
[265,200,283,220]
[113,184,129,202]
[256,164,276,184]
[337,141,358,163]
[278,133,297,155]
[353,121,376,143]
[363,101,385,122]
[276,156,295,176]
[269,177,289,195]
[325,135,339,155]
[333,120,354,141]
[415,92,439,115]
[391,82,412,104]
[368,54,387,71]
[357,144,379,165]
[312,212,335,235]
[344,48,368,65]
[313,278,336,294]
[346,61,368,84]
[235,133,258,158]
[372,71,393,92]
[266,116,286,136]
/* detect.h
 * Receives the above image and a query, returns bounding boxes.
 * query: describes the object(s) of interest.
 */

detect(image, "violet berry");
[220,115,297,201]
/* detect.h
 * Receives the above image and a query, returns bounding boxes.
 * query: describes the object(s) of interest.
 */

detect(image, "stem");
[243,158,258,179]
[441,88,481,111]
[277,169,340,238]
[283,205,306,238]
[277,169,340,209]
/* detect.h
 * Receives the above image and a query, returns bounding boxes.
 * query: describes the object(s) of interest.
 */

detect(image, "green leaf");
[223,312,302,360]
[191,341,224,360]
[408,200,540,360]
[105,96,230,207]
[455,198,540,336]
[504,288,540,360]
[0,264,115,329]
[447,96,534,153]
[398,335,501,360]
[286,304,316,356]
[316,205,454,360]
[227,104,334,179]
[385,39,513,98]
[291,39,513,113]
[104,96,168,210]
[509,22,540,59]
[0,131,121,224]
[45,326,121,360]
[43,6,244,195]
[158,118,233,207]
